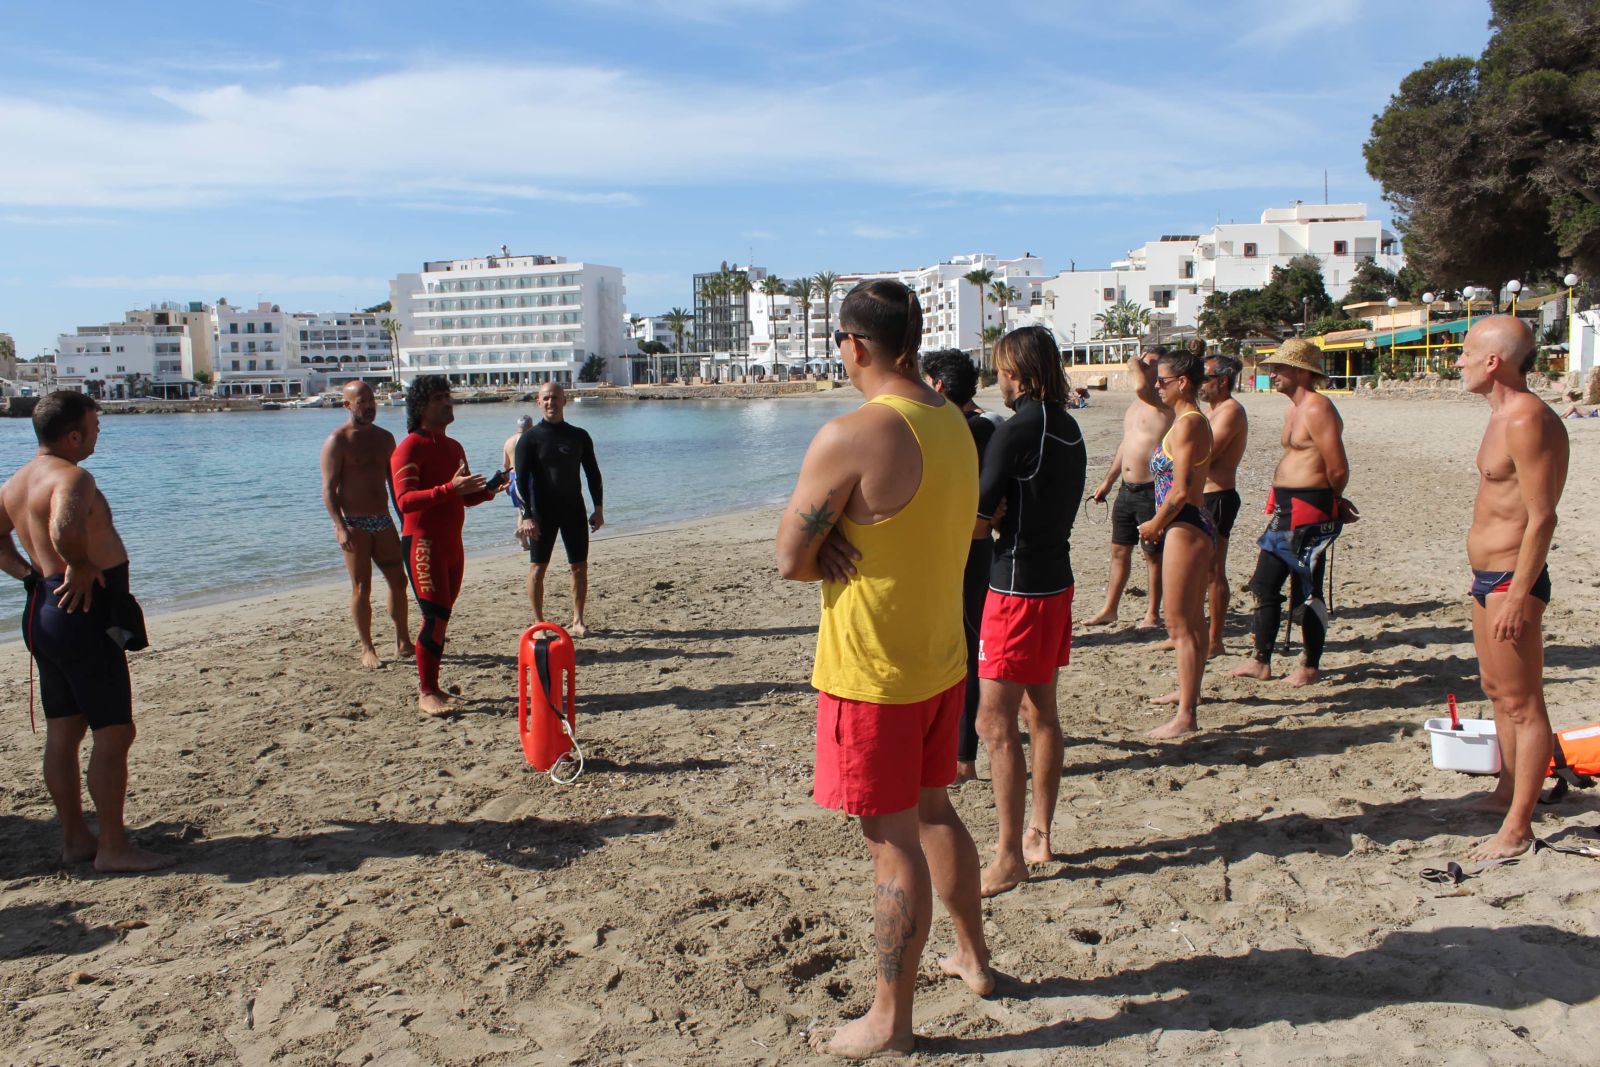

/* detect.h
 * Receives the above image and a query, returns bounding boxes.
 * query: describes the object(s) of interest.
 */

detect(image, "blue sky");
[0,0,1492,359]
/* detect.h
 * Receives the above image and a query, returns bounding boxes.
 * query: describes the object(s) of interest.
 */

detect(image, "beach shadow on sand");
[0,900,117,960]
[923,924,1600,1054]
[1064,718,1411,777]
[1052,795,1480,878]
[1,812,674,883]
[584,680,810,714]
[596,624,815,643]
[583,755,731,775]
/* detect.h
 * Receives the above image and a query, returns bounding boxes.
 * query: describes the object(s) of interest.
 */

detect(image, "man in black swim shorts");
[515,382,605,636]
[1087,350,1171,631]
[0,391,173,872]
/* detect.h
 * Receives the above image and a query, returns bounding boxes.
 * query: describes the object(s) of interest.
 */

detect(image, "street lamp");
[1507,279,1522,315]
[1461,286,1477,333]
[1387,296,1399,371]
[1421,292,1435,374]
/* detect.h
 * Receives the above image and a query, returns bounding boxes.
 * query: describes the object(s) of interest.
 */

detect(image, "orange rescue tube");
[518,623,577,772]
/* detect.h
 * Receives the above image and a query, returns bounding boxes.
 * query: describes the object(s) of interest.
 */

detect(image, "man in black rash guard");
[973,327,1088,897]
[515,382,604,636]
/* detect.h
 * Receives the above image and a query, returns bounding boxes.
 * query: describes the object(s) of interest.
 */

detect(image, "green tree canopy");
[1364,0,1600,284]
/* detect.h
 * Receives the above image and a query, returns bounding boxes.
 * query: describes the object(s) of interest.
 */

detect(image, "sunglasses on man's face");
[834,329,872,350]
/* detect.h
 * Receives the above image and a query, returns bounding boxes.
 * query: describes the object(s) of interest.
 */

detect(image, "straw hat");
[1259,337,1327,380]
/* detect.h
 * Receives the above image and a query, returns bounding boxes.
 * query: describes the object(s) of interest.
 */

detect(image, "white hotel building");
[746,253,1044,375]
[56,322,198,399]
[292,311,394,390]
[1036,203,1405,346]
[213,300,312,397]
[389,251,628,387]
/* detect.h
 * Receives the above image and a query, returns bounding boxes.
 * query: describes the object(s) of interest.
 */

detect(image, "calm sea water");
[0,397,858,636]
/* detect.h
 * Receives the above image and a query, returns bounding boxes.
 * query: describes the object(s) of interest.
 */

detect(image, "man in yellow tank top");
[778,279,993,1058]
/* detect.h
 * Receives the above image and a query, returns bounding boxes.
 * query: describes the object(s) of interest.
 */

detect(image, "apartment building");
[1039,203,1405,344]
[125,302,217,378]
[389,249,627,387]
[213,300,310,397]
[56,322,198,400]
[293,311,394,390]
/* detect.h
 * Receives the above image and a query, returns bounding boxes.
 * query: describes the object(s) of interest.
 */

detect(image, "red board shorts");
[977,586,1074,686]
[813,680,964,817]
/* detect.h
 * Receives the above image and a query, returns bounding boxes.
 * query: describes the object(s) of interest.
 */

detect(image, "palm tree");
[627,314,646,383]
[981,326,1004,363]
[726,270,754,380]
[759,274,786,379]
[813,271,842,378]
[988,281,1019,337]
[665,307,691,384]
[788,276,815,375]
[1094,299,1152,340]
[962,267,996,367]
[381,317,401,385]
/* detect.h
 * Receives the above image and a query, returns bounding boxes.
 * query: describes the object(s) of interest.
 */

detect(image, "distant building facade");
[56,322,198,400]
[1038,203,1405,346]
[125,302,217,379]
[390,249,628,387]
[293,310,394,390]
[212,300,310,397]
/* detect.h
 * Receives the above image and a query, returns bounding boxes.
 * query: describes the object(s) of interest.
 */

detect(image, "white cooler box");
[1424,717,1502,775]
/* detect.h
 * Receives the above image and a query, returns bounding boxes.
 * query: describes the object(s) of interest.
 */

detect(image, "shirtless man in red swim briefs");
[391,375,504,717]
[779,279,992,1059]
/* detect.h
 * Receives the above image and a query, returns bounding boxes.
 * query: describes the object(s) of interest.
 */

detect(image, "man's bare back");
[1204,397,1248,492]
[1,457,127,581]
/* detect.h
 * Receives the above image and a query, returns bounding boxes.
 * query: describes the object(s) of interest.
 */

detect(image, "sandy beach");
[3,391,1599,1066]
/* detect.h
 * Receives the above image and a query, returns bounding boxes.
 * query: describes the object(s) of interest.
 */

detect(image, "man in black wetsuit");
[973,327,1088,897]
[515,382,604,636]
[922,348,998,785]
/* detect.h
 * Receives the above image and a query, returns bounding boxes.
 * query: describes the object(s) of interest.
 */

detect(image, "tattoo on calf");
[799,500,836,545]
[873,880,915,983]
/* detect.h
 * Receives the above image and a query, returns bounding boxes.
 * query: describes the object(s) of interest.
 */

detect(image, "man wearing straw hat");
[1227,338,1355,688]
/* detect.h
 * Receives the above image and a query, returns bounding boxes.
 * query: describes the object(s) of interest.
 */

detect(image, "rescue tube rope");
[549,717,584,785]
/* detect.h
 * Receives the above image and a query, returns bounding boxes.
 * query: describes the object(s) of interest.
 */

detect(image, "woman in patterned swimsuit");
[1138,349,1216,739]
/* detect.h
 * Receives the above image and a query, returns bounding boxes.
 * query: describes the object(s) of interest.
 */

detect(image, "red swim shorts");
[978,587,1074,686]
[813,680,964,817]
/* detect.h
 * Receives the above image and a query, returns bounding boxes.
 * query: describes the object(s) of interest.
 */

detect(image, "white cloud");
[851,225,921,239]
[1237,0,1364,47]
[0,61,1341,211]
[63,272,387,292]
[1,213,117,226]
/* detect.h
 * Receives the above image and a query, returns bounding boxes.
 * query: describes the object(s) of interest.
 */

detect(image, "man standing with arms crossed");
[515,382,604,636]
[321,381,413,668]
[0,391,171,871]
[779,280,992,1059]
[392,375,504,717]
[1227,338,1353,687]
[1086,349,1171,630]
[1200,352,1249,658]
[973,327,1087,897]
[1457,316,1567,861]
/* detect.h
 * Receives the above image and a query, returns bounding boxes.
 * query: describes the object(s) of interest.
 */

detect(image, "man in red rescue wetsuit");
[391,375,503,716]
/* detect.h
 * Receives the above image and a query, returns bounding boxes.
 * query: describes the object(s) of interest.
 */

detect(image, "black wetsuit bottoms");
[1248,488,1336,669]
[531,499,591,566]
[22,562,146,730]
[959,535,993,764]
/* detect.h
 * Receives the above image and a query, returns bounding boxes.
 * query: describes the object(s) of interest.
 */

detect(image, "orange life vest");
[1545,722,1600,801]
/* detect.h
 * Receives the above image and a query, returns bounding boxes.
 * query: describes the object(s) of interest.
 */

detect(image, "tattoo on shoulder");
[799,500,836,544]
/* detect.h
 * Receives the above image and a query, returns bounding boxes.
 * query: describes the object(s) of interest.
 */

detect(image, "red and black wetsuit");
[391,430,494,695]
